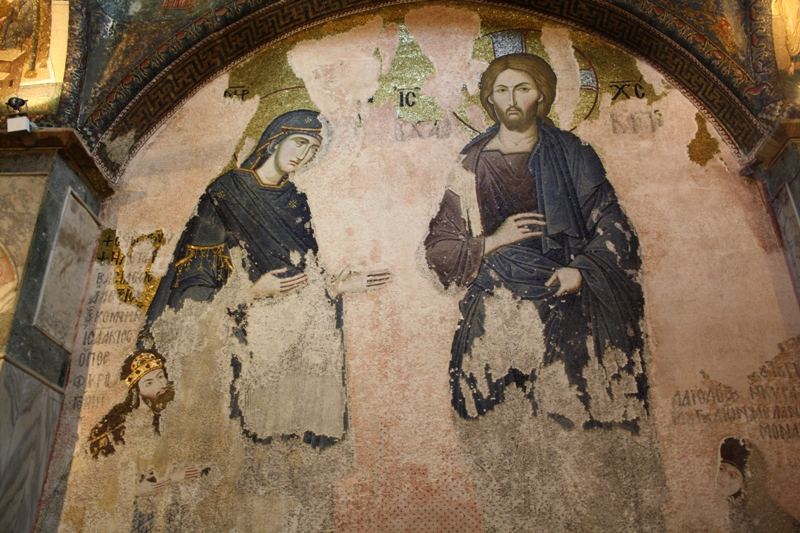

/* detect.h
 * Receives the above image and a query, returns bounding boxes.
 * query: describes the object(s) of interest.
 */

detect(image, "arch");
[81,0,773,182]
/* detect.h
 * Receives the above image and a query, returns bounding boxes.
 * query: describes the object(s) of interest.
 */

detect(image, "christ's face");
[274,134,321,175]
[489,69,543,132]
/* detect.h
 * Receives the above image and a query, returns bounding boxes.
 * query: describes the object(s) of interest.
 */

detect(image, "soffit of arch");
[58,0,782,183]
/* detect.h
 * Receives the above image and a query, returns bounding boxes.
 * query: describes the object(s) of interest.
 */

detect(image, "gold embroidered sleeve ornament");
[124,351,164,389]
[172,243,234,287]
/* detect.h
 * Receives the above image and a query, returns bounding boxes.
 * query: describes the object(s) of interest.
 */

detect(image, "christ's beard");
[142,384,175,414]
[497,106,536,132]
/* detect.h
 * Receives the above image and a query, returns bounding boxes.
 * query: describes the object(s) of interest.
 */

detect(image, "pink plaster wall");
[50,5,800,532]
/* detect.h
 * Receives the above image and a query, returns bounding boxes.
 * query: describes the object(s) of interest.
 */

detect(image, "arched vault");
[61,0,781,182]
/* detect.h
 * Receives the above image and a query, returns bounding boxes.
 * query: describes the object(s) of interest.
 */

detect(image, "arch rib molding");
[83,0,766,183]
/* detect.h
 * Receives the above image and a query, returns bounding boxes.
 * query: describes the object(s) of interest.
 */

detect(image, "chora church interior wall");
[0,1,800,532]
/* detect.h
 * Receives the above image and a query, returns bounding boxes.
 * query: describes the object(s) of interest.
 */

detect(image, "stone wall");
[0,148,102,533]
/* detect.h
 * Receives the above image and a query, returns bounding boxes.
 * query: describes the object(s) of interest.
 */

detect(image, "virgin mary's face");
[274,134,321,175]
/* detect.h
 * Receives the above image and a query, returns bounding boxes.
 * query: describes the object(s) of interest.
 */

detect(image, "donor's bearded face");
[138,369,175,413]
[489,69,543,132]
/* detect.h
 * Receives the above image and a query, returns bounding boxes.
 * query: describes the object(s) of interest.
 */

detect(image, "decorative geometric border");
[80,0,769,182]
[629,0,780,110]
[55,0,89,127]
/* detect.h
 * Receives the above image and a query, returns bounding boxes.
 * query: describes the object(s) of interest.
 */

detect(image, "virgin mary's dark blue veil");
[241,110,323,170]
[141,109,325,341]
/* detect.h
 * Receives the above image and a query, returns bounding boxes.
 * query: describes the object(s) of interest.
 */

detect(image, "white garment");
[230,262,347,440]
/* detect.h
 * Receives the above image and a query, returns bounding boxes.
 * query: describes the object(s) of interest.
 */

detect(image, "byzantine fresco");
[46,4,800,532]
[772,0,800,103]
[642,0,752,76]
[0,0,68,114]
[79,0,231,118]
[628,0,779,120]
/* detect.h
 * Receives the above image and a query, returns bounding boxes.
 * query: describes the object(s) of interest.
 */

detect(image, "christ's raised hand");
[484,212,546,255]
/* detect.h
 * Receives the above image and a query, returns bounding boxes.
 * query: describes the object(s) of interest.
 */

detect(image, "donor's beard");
[142,383,175,413]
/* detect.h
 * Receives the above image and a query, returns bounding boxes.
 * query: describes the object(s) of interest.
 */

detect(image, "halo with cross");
[453,29,599,135]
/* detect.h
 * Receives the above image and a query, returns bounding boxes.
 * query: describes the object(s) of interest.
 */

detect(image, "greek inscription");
[96,229,117,263]
[747,405,772,421]
[758,360,800,380]
[712,406,751,423]
[95,310,141,324]
[87,290,121,306]
[397,87,418,108]
[97,234,125,265]
[131,251,152,264]
[83,327,137,346]
[672,405,769,425]
[119,270,152,285]
[610,110,663,134]
[772,404,800,419]
[224,85,250,100]
[101,231,115,247]
[84,308,141,326]
[671,387,739,407]
[610,78,646,100]
[394,118,451,141]
[749,384,800,402]
[75,394,105,410]
[759,422,800,440]
[77,351,111,367]
[86,372,111,389]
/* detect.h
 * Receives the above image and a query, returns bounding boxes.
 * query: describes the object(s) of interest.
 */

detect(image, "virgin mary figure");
[142,110,390,447]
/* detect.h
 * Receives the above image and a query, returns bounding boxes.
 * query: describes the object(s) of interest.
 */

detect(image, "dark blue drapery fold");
[448,122,646,429]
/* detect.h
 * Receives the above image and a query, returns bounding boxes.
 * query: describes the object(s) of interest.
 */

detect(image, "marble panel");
[771,144,800,196]
[774,183,800,288]
[49,157,102,217]
[5,155,101,386]
[0,361,63,533]
[33,190,100,350]
[0,152,55,176]
[0,175,47,349]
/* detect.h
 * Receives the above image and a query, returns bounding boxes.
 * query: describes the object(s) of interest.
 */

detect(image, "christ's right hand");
[250,267,308,298]
[484,213,546,256]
